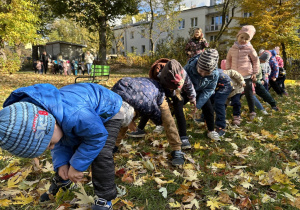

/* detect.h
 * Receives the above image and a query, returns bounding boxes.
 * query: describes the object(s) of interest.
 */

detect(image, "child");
[274,46,287,95]
[36,60,42,74]
[48,59,53,74]
[63,60,68,76]
[72,60,78,75]
[111,77,185,165]
[128,59,197,149]
[226,25,259,120]
[268,50,285,96]
[184,49,221,141]
[0,83,134,210]
[185,28,209,61]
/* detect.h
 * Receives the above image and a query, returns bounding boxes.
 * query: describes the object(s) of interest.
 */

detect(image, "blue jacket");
[216,69,233,94]
[269,50,279,79]
[3,83,122,172]
[184,54,219,109]
[111,77,165,125]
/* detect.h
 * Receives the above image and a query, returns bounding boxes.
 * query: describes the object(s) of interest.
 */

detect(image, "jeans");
[254,95,264,110]
[244,78,255,113]
[255,82,276,107]
[231,93,241,116]
[86,63,92,75]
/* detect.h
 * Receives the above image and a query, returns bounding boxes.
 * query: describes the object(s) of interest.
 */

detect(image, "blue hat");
[0,102,55,158]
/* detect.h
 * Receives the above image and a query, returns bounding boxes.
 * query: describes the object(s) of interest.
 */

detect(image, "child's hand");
[251,74,256,80]
[58,165,70,180]
[68,166,84,183]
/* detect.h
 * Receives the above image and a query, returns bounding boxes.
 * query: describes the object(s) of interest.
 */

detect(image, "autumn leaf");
[213,181,224,192]
[0,199,11,207]
[207,196,221,210]
[169,201,181,208]
[12,193,33,206]
[74,183,94,205]
[159,187,167,198]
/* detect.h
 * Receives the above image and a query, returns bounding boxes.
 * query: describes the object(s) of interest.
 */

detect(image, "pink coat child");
[63,60,68,76]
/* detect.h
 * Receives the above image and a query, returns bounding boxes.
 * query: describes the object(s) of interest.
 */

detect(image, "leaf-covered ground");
[0,72,299,210]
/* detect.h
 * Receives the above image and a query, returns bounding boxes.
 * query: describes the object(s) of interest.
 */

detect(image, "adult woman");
[84,51,94,75]
[185,28,209,61]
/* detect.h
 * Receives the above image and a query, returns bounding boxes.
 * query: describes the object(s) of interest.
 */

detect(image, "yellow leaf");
[121,199,135,208]
[214,181,223,192]
[74,183,94,205]
[169,201,181,208]
[0,199,11,207]
[21,166,32,179]
[284,166,300,178]
[7,174,22,188]
[154,177,174,185]
[207,196,221,210]
[13,193,33,206]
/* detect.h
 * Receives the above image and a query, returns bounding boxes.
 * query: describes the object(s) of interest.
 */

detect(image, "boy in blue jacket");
[184,49,221,141]
[0,83,135,210]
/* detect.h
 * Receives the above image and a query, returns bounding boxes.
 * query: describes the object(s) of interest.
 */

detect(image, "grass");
[0,71,299,209]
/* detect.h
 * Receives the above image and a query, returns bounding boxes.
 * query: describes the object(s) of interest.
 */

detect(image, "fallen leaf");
[159,187,167,198]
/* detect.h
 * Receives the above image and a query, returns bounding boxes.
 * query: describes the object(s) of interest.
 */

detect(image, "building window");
[130,31,134,39]
[131,46,135,53]
[210,36,217,41]
[112,48,115,54]
[243,12,252,18]
[179,19,185,29]
[141,29,145,38]
[141,45,146,54]
[191,17,198,27]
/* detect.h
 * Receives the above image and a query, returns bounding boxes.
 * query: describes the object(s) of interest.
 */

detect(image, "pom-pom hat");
[0,102,55,158]
[197,49,219,73]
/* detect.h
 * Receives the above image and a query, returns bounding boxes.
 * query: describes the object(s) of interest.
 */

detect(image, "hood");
[149,58,170,80]
[269,50,277,57]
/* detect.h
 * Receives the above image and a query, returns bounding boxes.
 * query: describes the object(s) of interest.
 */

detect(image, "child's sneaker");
[180,136,191,149]
[194,116,205,123]
[232,116,241,126]
[92,198,112,210]
[272,106,279,111]
[261,110,269,115]
[249,112,256,120]
[215,127,225,136]
[40,174,73,202]
[153,125,164,134]
[171,150,185,166]
[207,131,221,141]
[127,128,146,138]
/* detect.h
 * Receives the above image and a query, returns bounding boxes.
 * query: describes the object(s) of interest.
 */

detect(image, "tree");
[46,0,139,64]
[233,0,300,65]
[138,0,183,55]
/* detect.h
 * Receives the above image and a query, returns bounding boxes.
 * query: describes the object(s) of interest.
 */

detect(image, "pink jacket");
[275,55,284,68]
[226,43,259,77]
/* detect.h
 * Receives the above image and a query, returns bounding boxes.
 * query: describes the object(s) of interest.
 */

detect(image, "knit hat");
[0,102,55,158]
[159,59,185,90]
[259,51,271,62]
[197,49,219,73]
[121,101,135,127]
[237,25,256,40]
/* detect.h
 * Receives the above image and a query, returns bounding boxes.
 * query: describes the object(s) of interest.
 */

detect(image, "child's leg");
[244,78,255,113]
[91,119,121,201]
[172,95,187,137]
[253,95,264,110]
[231,94,241,116]
[160,98,181,151]
[214,92,230,129]
[255,83,277,107]
[201,99,214,132]
[269,79,284,96]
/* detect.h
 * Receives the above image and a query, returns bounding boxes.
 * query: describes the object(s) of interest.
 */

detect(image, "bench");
[75,64,110,83]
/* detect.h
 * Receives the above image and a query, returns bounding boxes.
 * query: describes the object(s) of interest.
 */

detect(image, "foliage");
[45,0,139,64]
[0,49,22,74]
[0,0,40,47]
[0,73,300,209]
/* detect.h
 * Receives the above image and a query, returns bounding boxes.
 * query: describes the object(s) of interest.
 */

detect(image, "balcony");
[205,24,222,32]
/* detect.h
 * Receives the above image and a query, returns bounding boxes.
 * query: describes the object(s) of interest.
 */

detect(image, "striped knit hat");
[197,49,219,73]
[0,102,55,158]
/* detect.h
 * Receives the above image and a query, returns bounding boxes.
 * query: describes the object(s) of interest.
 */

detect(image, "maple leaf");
[116,185,127,197]
[0,199,11,207]
[12,193,33,206]
[159,187,167,198]
[183,169,198,181]
[240,180,253,189]
[7,173,22,188]
[207,196,221,210]
[120,199,135,208]
[284,166,300,178]
[289,196,300,209]
[214,181,224,192]
[169,201,181,208]
[182,192,196,203]
[41,161,53,172]
[74,183,94,205]
[183,198,199,209]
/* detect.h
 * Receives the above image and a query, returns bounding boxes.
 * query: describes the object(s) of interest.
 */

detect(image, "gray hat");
[259,51,271,62]
[197,49,219,72]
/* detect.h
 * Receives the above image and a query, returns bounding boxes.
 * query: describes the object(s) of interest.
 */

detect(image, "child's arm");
[225,50,232,70]
[195,75,219,109]
[249,48,259,75]
[182,71,196,103]
[224,69,245,86]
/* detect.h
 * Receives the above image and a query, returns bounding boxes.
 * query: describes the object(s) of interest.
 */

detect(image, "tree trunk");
[281,42,287,68]
[149,0,154,56]
[98,17,107,65]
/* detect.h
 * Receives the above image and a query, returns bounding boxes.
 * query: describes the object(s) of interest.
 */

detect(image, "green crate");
[91,65,110,76]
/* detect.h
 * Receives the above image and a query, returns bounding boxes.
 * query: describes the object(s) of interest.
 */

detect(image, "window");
[130,31,134,39]
[191,17,198,27]
[179,19,185,29]
[243,12,252,18]
[131,46,135,53]
[210,36,216,41]
[141,29,145,38]
[141,45,146,54]
[112,48,115,54]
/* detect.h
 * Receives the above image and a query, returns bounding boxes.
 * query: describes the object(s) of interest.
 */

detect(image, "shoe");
[171,150,185,166]
[207,131,221,141]
[232,116,241,126]
[194,116,204,123]
[261,110,269,115]
[249,112,256,121]
[272,106,279,111]
[215,127,225,136]
[283,91,288,96]
[40,174,73,202]
[92,198,112,210]
[127,128,146,138]
[113,146,119,153]
[153,125,164,134]
[180,136,191,149]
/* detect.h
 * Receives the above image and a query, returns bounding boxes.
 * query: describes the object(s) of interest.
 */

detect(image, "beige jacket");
[223,69,245,98]
[226,43,259,77]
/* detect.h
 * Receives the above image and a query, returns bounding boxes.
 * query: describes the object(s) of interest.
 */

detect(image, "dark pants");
[269,78,285,96]
[244,78,255,113]
[231,93,242,116]
[92,119,121,200]
[255,82,276,107]
[276,75,286,91]
[211,87,232,129]
[202,99,214,131]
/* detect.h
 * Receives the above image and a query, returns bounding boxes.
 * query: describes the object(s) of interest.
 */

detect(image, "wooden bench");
[75,64,110,83]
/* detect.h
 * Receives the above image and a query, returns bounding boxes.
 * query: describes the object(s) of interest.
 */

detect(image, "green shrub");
[0,49,22,74]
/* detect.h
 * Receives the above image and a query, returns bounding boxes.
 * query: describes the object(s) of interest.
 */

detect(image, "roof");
[46,41,87,48]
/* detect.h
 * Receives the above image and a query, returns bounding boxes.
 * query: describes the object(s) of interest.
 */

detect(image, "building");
[32,41,86,61]
[111,1,243,56]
